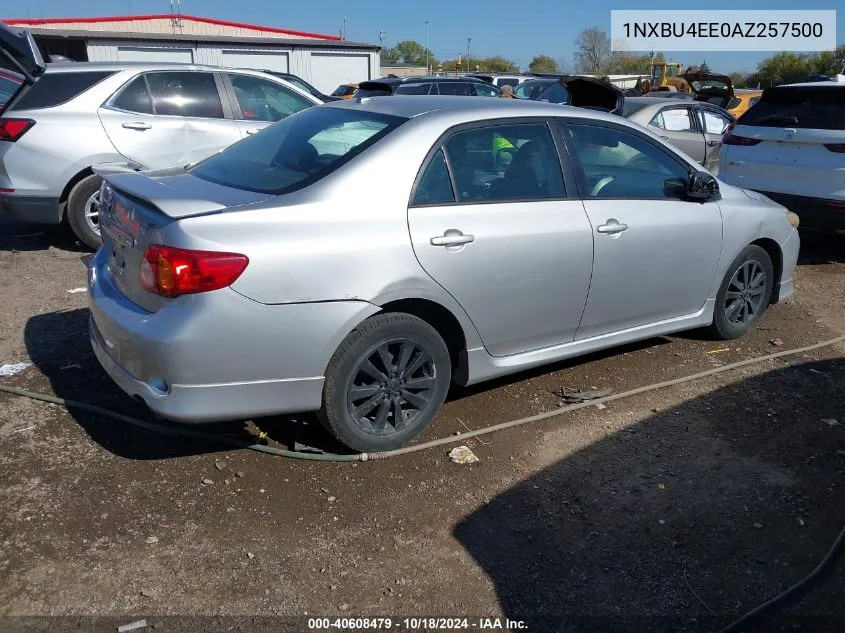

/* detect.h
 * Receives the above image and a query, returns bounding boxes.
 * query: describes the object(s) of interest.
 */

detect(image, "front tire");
[319,313,451,453]
[66,174,103,250]
[709,245,774,340]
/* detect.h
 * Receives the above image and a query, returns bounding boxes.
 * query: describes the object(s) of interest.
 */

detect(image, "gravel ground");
[0,217,843,633]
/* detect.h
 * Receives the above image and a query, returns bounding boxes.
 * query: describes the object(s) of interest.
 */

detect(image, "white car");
[719,76,845,232]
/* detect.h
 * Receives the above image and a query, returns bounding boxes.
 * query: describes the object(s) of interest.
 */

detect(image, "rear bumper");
[87,248,379,423]
[757,191,845,232]
[0,193,60,224]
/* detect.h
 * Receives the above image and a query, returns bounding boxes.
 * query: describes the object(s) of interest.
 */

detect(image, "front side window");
[145,72,223,119]
[699,109,731,134]
[413,149,454,205]
[229,73,313,122]
[191,107,405,194]
[565,123,690,199]
[472,83,500,97]
[443,123,565,202]
[111,75,153,114]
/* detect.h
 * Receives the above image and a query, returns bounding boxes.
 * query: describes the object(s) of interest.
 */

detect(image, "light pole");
[425,21,430,74]
[467,37,472,75]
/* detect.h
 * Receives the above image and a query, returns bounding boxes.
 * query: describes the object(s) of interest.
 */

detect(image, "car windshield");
[331,84,357,97]
[739,86,845,130]
[191,107,406,194]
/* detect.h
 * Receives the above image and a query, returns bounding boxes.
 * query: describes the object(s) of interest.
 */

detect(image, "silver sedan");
[88,96,800,452]
[622,97,736,174]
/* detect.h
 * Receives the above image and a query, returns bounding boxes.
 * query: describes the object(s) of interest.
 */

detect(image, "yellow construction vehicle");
[646,61,691,93]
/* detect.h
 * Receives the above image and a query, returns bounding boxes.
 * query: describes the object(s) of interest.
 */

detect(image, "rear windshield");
[739,86,845,130]
[356,84,394,98]
[191,107,405,194]
[0,71,22,107]
[621,101,653,117]
[331,84,357,97]
[11,70,115,110]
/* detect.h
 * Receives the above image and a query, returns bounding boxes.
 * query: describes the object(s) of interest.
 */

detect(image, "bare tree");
[574,27,611,75]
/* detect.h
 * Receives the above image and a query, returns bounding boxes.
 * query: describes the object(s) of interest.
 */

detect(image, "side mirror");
[687,171,720,201]
[663,177,688,198]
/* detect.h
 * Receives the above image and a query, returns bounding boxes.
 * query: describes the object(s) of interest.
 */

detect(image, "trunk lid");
[0,24,46,116]
[99,170,273,312]
[549,76,625,114]
[683,71,735,110]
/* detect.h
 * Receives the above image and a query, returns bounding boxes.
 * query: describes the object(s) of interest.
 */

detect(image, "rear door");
[407,119,594,357]
[696,106,733,174]
[648,106,706,164]
[98,70,242,170]
[720,85,845,200]
[0,23,46,116]
[221,72,316,137]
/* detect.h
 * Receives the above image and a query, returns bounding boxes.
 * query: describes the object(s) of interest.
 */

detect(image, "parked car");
[0,61,320,248]
[622,97,735,173]
[0,69,23,108]
[468,73,535,89]
[514,78,557,100]
[87,96,799,452]
[642,91,695,100]
[356,76,500,97]
[258,71,339,102]
[331,83,359,99]
[728,89,762,118]
[720,78,845,232]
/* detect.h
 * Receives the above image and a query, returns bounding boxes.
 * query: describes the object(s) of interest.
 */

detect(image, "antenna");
[378,30,386,46]
[170,0,183,30]
[340,16,347,41]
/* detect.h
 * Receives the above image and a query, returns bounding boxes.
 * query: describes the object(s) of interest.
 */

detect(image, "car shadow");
[0,215,90,254]
[22,307,349,459]
[454,358,845,632]
[797,230,844,265]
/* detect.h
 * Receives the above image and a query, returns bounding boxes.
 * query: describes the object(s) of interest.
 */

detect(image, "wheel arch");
[58,167,96,220]
[751,237,783,305]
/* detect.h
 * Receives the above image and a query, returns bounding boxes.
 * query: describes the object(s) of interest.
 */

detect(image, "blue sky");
[6,0,843,73]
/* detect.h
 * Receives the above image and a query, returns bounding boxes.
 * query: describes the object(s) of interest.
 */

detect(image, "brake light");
[140,245,249,298]
[723,130,762,146]
[823,144,845,153]
[0,118,35,142]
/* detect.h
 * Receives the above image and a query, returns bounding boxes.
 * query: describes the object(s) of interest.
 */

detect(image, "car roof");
[324,94,622,122]
[778,80,845,88]
[42,61,232,73]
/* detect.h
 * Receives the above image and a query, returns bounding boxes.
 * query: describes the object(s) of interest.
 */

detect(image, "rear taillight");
[823,143,845,153]
[722,130,762,146]
[140,245,249,298]
[0,118,35,142]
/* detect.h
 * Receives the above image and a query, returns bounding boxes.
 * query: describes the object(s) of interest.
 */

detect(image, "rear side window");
[191,107,405,194]
[12,71,115,110]
[111,75,154,114]
[145,72,223,119]
[739,87,845,130]
[472,83,500,97]
[413,149,454,205]
[437,82,471,96]
[497,78,520,88]
[395,83,433,95]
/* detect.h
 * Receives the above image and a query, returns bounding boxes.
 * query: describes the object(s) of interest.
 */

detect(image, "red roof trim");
[1,13,342,41]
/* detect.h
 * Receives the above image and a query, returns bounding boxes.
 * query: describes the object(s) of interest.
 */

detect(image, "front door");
[697,106,733,175]
[99,70,241,169]
[408,121,594,357]
[560,120,723,340]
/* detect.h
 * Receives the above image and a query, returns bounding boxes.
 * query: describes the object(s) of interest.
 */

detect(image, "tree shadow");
[454,358,845,632]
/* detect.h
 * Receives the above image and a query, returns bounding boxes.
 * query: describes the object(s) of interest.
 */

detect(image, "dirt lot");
[0,217,843,633]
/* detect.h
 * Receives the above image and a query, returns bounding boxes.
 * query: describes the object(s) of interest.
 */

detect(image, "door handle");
[122,122,151,130]
[430,232,475,247]
[596,220,629,235]
[707,140,720,147]
[246,129,261,135]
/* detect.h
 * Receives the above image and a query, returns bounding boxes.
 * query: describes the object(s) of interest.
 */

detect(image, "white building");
[1,13,380,94]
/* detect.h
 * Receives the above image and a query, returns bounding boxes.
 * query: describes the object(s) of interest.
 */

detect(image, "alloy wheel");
[724,260,767,326]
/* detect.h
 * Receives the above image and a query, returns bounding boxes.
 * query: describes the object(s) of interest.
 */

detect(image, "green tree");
[476,56,519,73]
[574,27,610,75]
[755,51,810,86]
[728,71,749,88]
[604,53,652,74]
[382,40,436,68]
[528,54,560,74]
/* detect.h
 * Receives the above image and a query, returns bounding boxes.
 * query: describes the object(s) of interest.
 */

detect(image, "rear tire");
[709,245,774,340]
[319,313,451,453]
[66,174,103,250]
